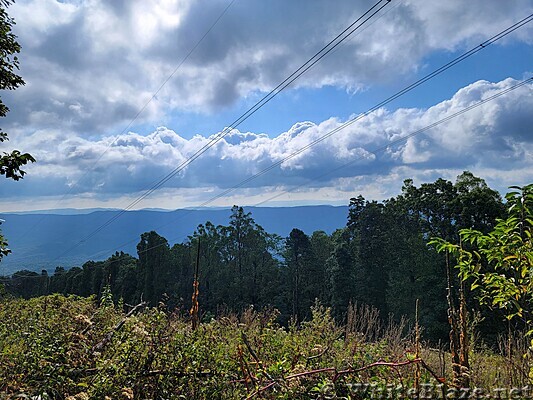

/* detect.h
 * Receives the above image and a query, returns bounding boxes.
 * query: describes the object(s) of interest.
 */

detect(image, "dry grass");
[1,295,530,399]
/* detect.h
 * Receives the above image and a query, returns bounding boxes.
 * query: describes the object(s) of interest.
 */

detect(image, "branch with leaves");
[0,0,36,261]
[431,184,533,381]
[431,185,533,329]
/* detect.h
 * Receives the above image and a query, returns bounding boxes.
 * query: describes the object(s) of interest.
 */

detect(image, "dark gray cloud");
[35,14,89,69]
[4,0,531,135]
[0,1,532,210]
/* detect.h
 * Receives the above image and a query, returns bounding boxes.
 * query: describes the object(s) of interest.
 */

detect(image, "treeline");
[1,172,509,342]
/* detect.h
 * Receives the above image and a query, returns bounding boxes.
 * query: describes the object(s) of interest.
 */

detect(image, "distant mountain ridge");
[0,206,349,274]
[4,207,123,215]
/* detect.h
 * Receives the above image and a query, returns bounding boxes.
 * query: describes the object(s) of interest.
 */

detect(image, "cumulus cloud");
[1,78,531,210]
[2,0,532,135]
[1,0,532,211]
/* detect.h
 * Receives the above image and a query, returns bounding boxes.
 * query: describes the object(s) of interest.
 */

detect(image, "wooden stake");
[190,238,201,330]
[415,298,420,397]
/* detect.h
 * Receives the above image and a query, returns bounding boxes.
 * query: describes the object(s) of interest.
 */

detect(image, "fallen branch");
[247,358,445,399]
[241,331,275,382]
[92,301,147,354]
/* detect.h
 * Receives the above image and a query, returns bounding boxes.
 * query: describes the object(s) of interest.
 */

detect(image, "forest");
[0,172,513,341]
[1,172,533,399]
[1,0,532,397]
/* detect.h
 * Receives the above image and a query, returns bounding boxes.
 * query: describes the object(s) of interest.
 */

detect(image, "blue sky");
[168,42,533,138]
[0,0,532,212]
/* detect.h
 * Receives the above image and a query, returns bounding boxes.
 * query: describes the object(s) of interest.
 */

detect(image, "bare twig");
[307,345,330,363]
[92,301,147,353]
[247,358,445,399]
[241,331,274,382]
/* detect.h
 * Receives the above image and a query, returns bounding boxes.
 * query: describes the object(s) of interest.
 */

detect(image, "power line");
[51,0,393,261]
[95,11,533,222]
[255,77,533,206]
[4,76,530,281]
[6,11,532,273]
[45,12,533,267]
[131,77,533,254]
[9,0,236,244]
[92,12,533,241]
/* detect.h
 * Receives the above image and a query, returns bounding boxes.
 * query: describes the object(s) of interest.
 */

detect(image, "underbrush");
[0,295,529,399]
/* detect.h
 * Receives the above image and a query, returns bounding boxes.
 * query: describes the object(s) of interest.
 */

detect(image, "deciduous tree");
[0,0,35,259]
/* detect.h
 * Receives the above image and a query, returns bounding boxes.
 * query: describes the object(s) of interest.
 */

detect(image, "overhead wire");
[127,76,533,252]
[254,77,533,206]
[43,12,533,267]
[49,0,394,261]
[4,12,532,276]
[2,0,396,272]
[61,12,533,262]
[3,76,531,282]
[9,0,236,243]
[83,10,533,224]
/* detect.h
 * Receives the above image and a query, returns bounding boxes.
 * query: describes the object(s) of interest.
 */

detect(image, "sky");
[0,0,532,212]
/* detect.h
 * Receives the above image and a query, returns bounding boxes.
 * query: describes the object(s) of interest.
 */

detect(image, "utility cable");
[9,0,236,244]
[134,76,533,254]
[3,76,530,281]
[85,10,533,229]
[50,0,393,261]
[46,12,533,265]
[99,13,533,238]
[44,76,531,273]
[255,77,533,206]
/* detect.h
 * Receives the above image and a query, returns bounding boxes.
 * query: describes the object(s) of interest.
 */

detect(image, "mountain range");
[0,206,349,274]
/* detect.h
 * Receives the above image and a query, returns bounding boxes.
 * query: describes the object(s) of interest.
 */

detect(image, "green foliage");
[284,228,314,321]
[432,184,533,326]
[185,207,283,315]
[327,228,357,318]
[0,295,411,399]
[0,1,24,112]
[0,169,528,396]
[0,219,10,258]
[0,0,35,260]
[389,172,506,339]
[99,283,113,308]
[137,231,172,305]
[2,294,528,399]
[0,147,36,180]
[0,0,35,182]
[3,173,509,344]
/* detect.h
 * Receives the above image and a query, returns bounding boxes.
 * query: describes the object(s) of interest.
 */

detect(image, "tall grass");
[0,294,529,399]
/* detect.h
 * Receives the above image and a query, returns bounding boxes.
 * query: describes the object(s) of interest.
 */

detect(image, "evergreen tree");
[136,231,172,305]
[284,228,312,321]
[327,228,357,319]
[309,230,333,305]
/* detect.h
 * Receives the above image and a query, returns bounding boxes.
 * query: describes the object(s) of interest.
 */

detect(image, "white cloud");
[1,78,531,211]
[3,0,532,135]
[1,0,532,211]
